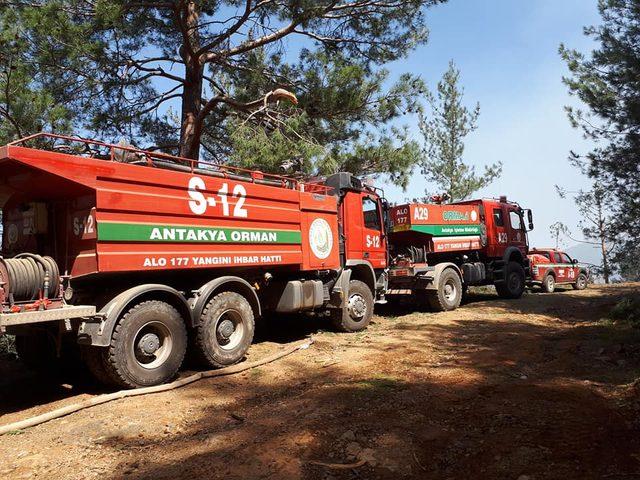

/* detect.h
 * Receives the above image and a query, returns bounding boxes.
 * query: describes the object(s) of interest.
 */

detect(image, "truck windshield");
[558,252,572,263]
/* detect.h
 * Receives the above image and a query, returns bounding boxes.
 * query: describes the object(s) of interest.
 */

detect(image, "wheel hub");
[348,294,367,319]
[217,319,235,340]
[509,273,521,290]
[138,333,161,356]
[444,282,456,300]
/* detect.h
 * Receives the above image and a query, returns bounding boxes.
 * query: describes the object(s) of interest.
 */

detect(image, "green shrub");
[609,296,640,326]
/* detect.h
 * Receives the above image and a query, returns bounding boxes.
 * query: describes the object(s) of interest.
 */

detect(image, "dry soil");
[1,283,639,480]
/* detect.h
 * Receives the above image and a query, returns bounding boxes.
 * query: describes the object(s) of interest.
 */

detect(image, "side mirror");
[572,258,579,264]
[526,209,534,231]
[381,199,392,234]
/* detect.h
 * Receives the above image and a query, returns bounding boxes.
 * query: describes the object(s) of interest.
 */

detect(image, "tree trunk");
[601,238,610,284]
[178,2,203,161]
[179,63,204,160]
[597,201,610,284]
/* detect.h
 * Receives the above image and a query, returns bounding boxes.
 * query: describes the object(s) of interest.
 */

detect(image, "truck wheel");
[103,300,188,388]
[331,280,374,332]
[427,269,462,311]
[192,292,255,368]
[495,261,526,299]
[573,273,588,290]
[542,274,555,293]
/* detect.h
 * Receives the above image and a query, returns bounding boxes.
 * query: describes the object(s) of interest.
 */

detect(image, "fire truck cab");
[323,173,389,302]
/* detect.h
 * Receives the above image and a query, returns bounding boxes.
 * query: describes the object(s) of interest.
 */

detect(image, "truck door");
[488,204,509,257]
[507,208,528,255]
[361,195,387,268]
[341,191,387,268]
[555,251,574,283]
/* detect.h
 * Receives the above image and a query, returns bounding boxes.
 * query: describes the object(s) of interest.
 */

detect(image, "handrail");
[8,132,332,194]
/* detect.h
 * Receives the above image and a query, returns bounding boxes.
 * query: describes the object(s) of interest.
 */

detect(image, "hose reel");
[0,254,60,302]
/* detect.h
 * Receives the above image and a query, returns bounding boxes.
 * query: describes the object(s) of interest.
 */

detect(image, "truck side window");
[509,211,523,230]
[493,208,504,227]
[362,197,381,231]
[558,253,571,264]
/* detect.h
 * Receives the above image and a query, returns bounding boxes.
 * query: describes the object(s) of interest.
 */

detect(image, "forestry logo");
[309,218,333,259]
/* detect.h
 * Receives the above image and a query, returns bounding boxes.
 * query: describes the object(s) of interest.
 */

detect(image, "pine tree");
[549,222,570,249]
[418,61,501,202]
[560,0,640,276]
[0,8,71,144]
[0,1,445,187]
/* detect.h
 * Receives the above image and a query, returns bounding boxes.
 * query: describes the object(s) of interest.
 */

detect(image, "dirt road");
[1,284,639,480]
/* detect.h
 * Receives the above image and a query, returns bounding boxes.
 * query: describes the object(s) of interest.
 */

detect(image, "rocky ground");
[1,283,639,480]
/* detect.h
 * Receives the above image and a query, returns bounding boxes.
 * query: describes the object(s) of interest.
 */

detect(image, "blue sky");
[381,0,601,248]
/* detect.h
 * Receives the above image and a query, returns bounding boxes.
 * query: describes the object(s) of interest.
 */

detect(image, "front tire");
[542,274,555,293]
[331,280,374,332]
[192,292,255,368]
[495,261,526,299]
[427,269,463,311]
[100,300,188,389]
[573,273,588,290]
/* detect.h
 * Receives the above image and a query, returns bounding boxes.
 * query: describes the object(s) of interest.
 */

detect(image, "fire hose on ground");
[0,338,314,435]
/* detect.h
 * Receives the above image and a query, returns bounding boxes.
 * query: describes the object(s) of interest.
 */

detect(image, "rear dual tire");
[191,291,255,368]
[85,300,188,389]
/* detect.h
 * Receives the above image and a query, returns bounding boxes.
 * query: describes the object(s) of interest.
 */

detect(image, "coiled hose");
[1,254,60,301]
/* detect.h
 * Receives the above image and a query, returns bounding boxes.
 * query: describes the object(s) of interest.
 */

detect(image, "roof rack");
[8,132,331,194]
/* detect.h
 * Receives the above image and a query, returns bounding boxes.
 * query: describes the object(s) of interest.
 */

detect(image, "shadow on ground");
[88,284,640,480]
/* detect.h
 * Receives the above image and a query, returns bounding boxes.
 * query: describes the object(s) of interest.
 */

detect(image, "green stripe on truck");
[98,222,302,244]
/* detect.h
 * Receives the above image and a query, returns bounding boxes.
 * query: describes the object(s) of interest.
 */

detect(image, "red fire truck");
[527,248,589,293]
[0,134,534,387]
[386,196,533,310]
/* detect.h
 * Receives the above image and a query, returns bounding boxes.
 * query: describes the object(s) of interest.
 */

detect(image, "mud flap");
[329,269,352,310]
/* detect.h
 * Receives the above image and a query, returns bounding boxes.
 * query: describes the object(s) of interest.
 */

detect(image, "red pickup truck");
[527,248,589,293]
